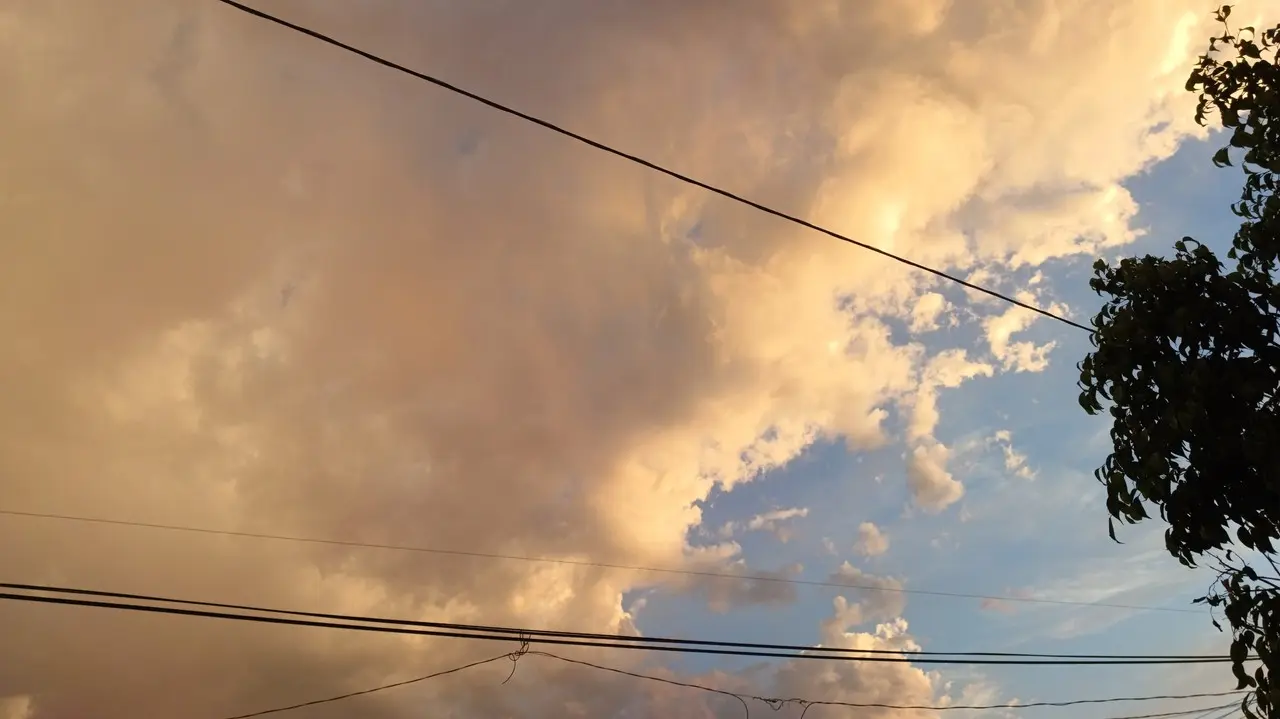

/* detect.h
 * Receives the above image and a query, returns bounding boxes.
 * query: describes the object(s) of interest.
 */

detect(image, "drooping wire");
[213,644,1251,719]
[1102,702,1247,719]
[533,651,1249,714]
[1187,705,1248,719]
[211,0,1092,333]
[221,650,516,719]
[0,509,1202,615]
[0,581,1233,662]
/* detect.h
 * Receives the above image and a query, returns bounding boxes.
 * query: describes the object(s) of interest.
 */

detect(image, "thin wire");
[212,0,1092,334]
[220,651,514,719]
[0,508,1202,615]
[208,647,1257,719]
[1104,702,1245,719]
[0,589,1235,665]
[1195,707,1247,719]
[0,581,1225,661]
[532,651,1250,712]
[541,652,752,718]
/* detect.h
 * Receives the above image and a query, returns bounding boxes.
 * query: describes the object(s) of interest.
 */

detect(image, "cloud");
[978,589,1038,615]
[0,0,1256,715]
[907,349,996,442]
[993,430,1036,480]
[982,290,1068,373]
[776,616,938,719]
[718,507,809,542]
[828,562,909,623]
[907,441,966,514]
[683,563,806,614]
[0,698,32,719]
[1015,546,1205,640]
[910,292,952,332]
[855,522,891,558]
[979,597,1020,615]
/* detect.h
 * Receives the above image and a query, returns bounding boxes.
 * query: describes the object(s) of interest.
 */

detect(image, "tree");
[1078,6,1280,718]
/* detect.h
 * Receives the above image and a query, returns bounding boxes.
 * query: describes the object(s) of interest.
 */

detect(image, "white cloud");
[982,292,1067,373]
[993,429,1036,480]
[907,349,996,442]
[855,522,891,557]
[0,0,1261,715]
[776,616,938,719]
[1016,546,1205,640]
[719,507,809,542]
[828,562,908,623]
[910,292,951,332]
[907,441,965,514]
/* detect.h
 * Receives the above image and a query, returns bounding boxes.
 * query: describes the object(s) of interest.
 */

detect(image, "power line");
[0,581,1229,661]
[221,650,515,719]
[0,508,1202,615]
[535,651,1249,712]
[1105,703,1246,719]
[1189,707,1247,719]
[0,587,1236,666]
[217,646,1249,719]
[212,0,1092,334]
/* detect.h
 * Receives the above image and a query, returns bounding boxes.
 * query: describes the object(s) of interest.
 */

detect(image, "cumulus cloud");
[0,0,1261,715]
[907,348,996,443]
[907,441,966,514]
[828,562,909,623]
[855,522,891,557]
[777,615,938,719]
[910,292,952,332]
[983,301,1061,373]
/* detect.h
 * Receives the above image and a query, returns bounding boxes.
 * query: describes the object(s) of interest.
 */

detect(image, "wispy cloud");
[719,507,810,542]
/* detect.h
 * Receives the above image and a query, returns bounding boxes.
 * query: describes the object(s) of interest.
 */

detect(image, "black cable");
[217,647,1251,719]
[0,581,1227,661]
[1104,702,1245,719]
[0,509,1202,614]
[0,589,1235,665]
[1192,706,1247,719]
[221,650,515,719]
[533,651,1249,711]
[211,0,1092,334]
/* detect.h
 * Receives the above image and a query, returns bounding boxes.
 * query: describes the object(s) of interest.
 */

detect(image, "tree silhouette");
[1079,6,1280,718]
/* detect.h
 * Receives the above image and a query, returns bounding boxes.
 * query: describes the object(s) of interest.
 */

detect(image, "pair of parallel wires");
[0,583,1255,719]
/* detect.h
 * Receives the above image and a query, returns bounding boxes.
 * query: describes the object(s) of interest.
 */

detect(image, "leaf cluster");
[1080,6,1280,717]
[1189,5,1280,275]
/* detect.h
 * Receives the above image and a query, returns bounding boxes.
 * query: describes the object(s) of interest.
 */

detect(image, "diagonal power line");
[0,586,1238,665]
[212,0,1092,333]
[0,508,1203,614]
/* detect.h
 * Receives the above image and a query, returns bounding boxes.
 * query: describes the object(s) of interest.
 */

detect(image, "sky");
[0,1,1273,718]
